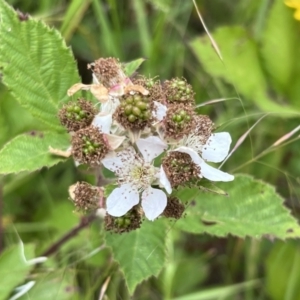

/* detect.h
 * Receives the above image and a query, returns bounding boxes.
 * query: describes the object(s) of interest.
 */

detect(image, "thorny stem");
[42,213,98,257]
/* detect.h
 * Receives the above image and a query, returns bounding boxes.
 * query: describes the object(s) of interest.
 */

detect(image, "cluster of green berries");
[172,109,192,128]
[165,78,194,103]
[114,216,132,228]
[59,99,96,132]
[120,93,151,123]
[81,136,101,155]
[65,104,88,121]
[105,209,142,233]
[171,157,190,172]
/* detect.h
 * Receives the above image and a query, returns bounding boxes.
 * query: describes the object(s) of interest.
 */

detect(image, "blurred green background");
[1,0,300,299]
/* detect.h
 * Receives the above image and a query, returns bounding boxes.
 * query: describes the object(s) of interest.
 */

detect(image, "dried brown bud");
[88,57,126,88]
[162,151,200,188]
[194,115,214,144]
[69,182,101,211]
[163,197,185,219]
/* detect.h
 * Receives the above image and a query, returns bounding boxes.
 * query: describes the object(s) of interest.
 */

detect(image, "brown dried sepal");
[164,103,196,140]
[71,126,110,165]
[162,152,200,188]
[163,197,185,219]
[104,206,142,233]
[58,98,97,132]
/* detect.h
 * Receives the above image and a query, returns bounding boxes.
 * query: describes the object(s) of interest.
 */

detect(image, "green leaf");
[0,0,81,130]
[261,0,299,93]
[0,244,35,300]
[105,219,167,294]
[0,131,70,174]
[0,85,49,147]
[175,175,300,239]
[123,58,146,77]
[190,26,297,115]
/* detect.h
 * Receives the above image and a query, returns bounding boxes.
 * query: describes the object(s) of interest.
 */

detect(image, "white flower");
[175,132,234,182]
[102,136,168,221]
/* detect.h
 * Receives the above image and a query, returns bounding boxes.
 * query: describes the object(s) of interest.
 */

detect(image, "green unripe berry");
[142,111,151,120]
[128,114,137,122]
[88,145,94,152]
[175,115,182,122]
[136,101,147,110]
[126,96,134,104]
[124,219,131,226]
[133,94,142,103]
[73,105,81,113]
[115,218,124,226]
[132,107,141,116]
[124,105,133,115]
[179,110,186,116]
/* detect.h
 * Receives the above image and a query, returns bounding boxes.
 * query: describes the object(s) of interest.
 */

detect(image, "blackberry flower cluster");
[58,57,234,233]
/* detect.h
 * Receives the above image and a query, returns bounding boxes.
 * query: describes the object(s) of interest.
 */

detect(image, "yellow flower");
[285,0,300,20]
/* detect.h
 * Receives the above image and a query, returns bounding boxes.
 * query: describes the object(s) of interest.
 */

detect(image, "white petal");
[202,132,232,163]
[153,101,167,121]
[199,159,234,182]
[174,146,203,165]
[109,84,125,97]
[102,147,135,173]
[159,166,172,194]
[106,183,139,217]
[136,136,167,163]
[105,134,126,150]
[141,187,167,221]
[174,146,234,181]
[101,96,120,114]
[92,113,112,133]
[92,73,100,84]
